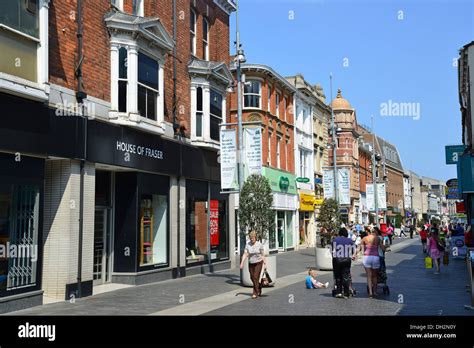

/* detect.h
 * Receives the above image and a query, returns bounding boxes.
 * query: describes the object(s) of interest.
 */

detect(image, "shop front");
[298,192,317,247]
[262,167,297,253]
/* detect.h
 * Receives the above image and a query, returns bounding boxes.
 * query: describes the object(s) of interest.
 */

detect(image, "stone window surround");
[0,0,50,102]
[109,40,166,134]
[190,79,227,149]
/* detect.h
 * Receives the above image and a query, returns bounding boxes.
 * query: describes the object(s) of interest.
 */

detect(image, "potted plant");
[238,174,276,286]
[315,198,341,270]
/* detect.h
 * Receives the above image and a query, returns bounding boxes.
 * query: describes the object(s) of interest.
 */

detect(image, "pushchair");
[367,257,390,295]
[331,269,357,297]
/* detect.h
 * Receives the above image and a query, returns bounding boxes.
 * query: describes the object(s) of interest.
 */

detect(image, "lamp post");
[329,74,338,204]
[235,0,245,192]
[371,115,379,228]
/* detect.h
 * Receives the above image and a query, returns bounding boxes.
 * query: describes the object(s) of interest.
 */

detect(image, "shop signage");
[299,193,316,211]
[262,167,297,195]
[445,145,466,165]
[339,207,349,214]
[279,176,290,191]
[314,199,324,206]
[116,141,163,160]
[243,127,262,179]
[296,177,310,183]
[219,129,238,190]
[210,200,219,246]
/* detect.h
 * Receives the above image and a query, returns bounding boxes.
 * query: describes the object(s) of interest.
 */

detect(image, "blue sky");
[230,0,474,181]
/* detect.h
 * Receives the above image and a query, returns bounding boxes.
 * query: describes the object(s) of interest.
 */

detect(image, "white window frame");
[0,0,50,101]
[267,130,272,165]
[209,88,223,141]
[202,17,209,61]
[111,0,123,11]
[275,92,280,117]
[190,8,197,56]
[277,136,281,169]
[243,80,262,109]
[267,85,272,112]
[137,51,159,120]
[283,97,287,121]
[285,137,290,171]
[133,0,144,16]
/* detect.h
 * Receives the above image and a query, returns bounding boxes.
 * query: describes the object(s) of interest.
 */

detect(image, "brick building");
[229,64,298,252]
[0,0,237,313]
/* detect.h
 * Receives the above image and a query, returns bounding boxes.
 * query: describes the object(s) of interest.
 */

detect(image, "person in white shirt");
[240,231,266,299]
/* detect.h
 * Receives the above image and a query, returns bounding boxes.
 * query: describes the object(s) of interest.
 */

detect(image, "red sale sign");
[210,200,219,246]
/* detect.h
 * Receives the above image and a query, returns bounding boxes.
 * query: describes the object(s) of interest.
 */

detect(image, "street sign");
[445,145,466,165]
[296,177,310,183]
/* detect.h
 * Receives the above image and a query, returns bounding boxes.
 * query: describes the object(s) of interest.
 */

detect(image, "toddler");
[305,269,329,289]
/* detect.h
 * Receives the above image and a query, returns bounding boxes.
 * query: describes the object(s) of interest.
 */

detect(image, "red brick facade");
[228,70,295,174]
[49,0,232,137]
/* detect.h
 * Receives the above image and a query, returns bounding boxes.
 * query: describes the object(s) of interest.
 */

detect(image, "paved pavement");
[6,236,473,316]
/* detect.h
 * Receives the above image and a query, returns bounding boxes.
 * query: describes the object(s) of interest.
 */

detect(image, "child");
[305,269,329,289]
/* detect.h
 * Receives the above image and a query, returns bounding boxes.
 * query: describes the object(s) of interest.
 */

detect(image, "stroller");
[367,257,390,295]
[331,268,357,297]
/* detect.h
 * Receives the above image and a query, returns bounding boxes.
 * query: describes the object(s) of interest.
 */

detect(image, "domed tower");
[330,88,361,222]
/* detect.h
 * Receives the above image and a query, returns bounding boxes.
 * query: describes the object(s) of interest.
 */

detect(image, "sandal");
[251,294,257,299]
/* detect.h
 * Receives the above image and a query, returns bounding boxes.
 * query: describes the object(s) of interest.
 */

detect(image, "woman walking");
[427,228,444,274]
[354,226,383,298]
[240,231,266,298]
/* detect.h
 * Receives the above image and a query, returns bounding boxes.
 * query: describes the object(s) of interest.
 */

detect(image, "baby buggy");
[367,257,390,295]
[331,271,357,297]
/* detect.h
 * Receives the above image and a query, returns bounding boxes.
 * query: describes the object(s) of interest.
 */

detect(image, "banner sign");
[367,183,387,211]
[219,129,238,190]
[243,128,262,180]
[323,168,350,204]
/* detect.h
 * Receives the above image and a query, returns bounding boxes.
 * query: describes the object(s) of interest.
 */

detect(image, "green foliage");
[238,174,274,242]
[317,198,341,246]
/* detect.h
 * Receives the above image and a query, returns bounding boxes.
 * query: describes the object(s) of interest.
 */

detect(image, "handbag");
[260,268,272,287]
[443,251,449,265]
[425,256,432,269]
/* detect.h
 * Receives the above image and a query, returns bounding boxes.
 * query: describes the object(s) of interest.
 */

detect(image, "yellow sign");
[314,199,324,206]
[299,194,316,211]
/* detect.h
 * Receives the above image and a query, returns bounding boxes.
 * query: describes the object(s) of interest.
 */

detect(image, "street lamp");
[235,0,245,193]
[371,115,380,228]
[329,74,338,204]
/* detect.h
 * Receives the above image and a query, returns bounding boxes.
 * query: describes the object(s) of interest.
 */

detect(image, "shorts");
[363,255,380,269]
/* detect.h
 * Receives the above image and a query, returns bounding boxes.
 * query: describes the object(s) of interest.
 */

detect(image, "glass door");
[93,208,110,285]
[277,211,285,251]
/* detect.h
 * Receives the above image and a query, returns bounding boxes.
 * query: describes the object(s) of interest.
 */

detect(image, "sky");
[230,0,474,181]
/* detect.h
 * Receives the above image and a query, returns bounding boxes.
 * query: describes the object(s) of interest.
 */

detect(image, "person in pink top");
[353,226,385,298]
[427,228,444,274]
[387,224,394,245]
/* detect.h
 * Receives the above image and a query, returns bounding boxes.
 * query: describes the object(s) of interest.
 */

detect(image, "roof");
[331,88,352,110]
[377,136,404,172]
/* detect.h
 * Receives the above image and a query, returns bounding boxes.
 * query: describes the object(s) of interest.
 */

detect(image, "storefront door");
[277,211,285,251]
[93,208,111,285]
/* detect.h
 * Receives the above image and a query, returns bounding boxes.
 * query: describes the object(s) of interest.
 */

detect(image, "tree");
[317,198,342,247]
[238,174,274,243]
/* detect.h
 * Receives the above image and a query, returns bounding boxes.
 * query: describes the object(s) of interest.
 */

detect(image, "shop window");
[0,185,40,292]
[139,194,167,266]
[186,196,208,265]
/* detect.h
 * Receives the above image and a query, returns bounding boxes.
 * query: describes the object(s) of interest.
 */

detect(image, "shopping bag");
[443,252,449,266]
[425,256,432,269]
[260,268,272,287]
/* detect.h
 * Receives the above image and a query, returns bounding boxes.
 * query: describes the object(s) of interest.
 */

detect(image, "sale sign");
[210,200,219,246]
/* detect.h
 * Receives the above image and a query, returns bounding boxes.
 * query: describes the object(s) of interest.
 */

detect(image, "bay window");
[137,52,159,121]
[196,87,203,137]
[244,80,261,108]
[210,89,223,141]
[118,47,128,113]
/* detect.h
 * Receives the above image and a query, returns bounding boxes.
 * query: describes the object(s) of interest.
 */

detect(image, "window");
[283,97,287,120]
[277,136,281,168]
[118,47,128,113]
[210,89,223,141]
[0,185,40,291]
[196,87,203,137]
[267,86,271,112]
[139,194,168,266]
[300,151,304,178]
[202,18,209,61]
[0,0,40,82]
[137,52,159,120]
[285,138,290,171]
[111,0,123,10]
[244,80,261,108]
[267,131,272,165]
[190,9,196,55]
[276,93,280,117]
[132,0,144,16]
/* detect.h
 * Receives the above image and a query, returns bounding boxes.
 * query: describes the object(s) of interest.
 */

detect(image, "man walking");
[332,227,355,299]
